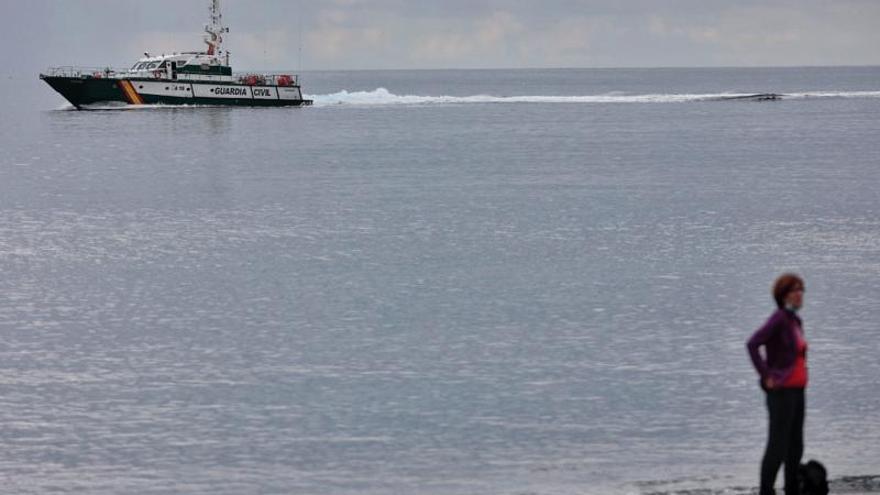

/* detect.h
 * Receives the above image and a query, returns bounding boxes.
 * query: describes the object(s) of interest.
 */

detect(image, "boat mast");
[204,0,229,65]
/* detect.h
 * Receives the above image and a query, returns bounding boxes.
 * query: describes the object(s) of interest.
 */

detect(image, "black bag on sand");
[798,459,829,495]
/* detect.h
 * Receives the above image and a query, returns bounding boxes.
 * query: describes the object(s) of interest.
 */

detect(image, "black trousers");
[760,388,805,495]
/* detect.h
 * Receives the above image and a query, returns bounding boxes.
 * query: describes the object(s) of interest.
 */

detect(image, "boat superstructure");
[40,0,311,109]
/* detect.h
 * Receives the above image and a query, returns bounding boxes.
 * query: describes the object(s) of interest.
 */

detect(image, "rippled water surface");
[2,67,880,494]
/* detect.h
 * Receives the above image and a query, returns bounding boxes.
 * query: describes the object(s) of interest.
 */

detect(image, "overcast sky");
[4,0,880,74]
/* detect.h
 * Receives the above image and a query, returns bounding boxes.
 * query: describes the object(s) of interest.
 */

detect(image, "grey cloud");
[3,0,878,75]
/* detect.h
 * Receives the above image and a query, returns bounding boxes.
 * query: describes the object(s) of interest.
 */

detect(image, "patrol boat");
[39,0,311,109]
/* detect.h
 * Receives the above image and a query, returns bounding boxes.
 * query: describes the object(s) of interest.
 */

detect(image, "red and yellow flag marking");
[118,80,144,105]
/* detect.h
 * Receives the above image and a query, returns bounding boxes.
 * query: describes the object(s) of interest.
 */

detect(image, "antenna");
[298,0,303,72]
[204,0,225,61]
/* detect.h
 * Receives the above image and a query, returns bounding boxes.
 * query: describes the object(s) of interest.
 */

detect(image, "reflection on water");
[2,68,880,494]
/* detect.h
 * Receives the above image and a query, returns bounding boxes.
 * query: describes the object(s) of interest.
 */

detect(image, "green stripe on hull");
[140,95,310,107]
[41,76,127,108]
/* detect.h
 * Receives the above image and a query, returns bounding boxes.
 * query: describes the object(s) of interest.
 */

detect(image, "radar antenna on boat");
[204,0,230,65]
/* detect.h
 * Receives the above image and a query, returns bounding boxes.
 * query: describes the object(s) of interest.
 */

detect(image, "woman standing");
[747,273,808,495]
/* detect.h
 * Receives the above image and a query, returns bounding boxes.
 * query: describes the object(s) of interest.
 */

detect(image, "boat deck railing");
[41,66,122,79]
[233,72,300,87]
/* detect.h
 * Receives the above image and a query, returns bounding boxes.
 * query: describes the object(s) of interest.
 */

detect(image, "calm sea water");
[2,67,880,494]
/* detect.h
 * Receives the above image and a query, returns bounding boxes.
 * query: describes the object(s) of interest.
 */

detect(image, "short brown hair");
[773,273,804,308]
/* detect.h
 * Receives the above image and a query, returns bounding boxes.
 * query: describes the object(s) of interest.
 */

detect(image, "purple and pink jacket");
[746,308,804,388]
